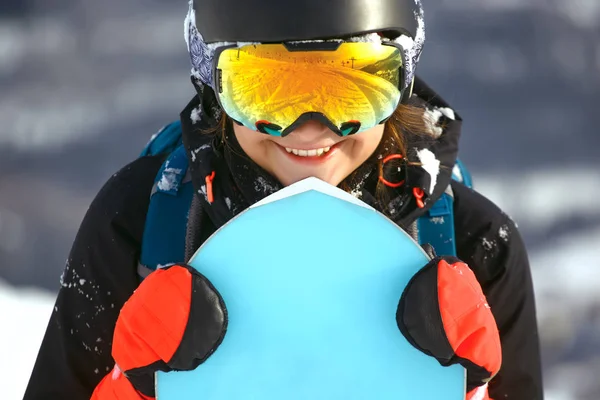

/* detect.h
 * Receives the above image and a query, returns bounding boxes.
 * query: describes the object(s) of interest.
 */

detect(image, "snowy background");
[1,0,599,398]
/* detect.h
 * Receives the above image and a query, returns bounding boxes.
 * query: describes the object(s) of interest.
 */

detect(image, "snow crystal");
[79,279,86,285]
[498,225,510,242]
[254,176,276,195]
[430,216,445,224]
[350,188,362,198]
[191,144,210,162]
[388,197,405,214]
[94,368,99,374]
[198,185,207,201]
[416,148,440,194]
[481,237,496,251]
[190,106,202,124]
[224,197,232,210]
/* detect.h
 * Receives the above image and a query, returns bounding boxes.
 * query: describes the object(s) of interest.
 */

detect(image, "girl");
[24,0,543,399]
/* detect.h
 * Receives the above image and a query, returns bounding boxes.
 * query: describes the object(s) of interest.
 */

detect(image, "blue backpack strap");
[417,159,473,257]
[140,120,183,158]
[138,122,195,279]
[417,187,457,257]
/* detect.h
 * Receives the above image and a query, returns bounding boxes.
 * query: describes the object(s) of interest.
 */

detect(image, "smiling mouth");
[284,146,332,157]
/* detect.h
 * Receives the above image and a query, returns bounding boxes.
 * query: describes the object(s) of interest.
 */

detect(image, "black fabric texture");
[125,361,167,398]
[397,257,454,363]
[397,256,496,392]
[167,265,228,370]
[24,156,165,400]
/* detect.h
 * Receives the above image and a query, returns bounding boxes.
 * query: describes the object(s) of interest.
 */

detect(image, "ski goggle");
[211,41,404,137]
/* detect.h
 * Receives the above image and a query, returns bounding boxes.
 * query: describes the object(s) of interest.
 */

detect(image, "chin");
[276,171,345,187]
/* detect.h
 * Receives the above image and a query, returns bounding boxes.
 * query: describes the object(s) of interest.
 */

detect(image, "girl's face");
[233,120,384,186]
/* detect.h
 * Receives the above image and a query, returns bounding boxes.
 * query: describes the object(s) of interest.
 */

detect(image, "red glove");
[91,264,227,400]
[396,256,502,399]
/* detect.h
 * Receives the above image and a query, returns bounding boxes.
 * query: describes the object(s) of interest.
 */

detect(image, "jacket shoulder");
[84,155,165,243]
[451,181,527,285]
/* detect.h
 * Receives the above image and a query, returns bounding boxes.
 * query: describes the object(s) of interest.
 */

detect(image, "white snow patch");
[422,108,444,137]
[422,106,456,138]
[190,144,210,162]
[430,216,445,224]
[157,164,182,192]
[190,106,202,124]
[0,280,55,400]
[415,148,440,194]
[498,225,510,242]
[438,107,456,120]
[198,185,208,202]
[253,176,277,195]
[350,188,363,198]
[481,237,496,251]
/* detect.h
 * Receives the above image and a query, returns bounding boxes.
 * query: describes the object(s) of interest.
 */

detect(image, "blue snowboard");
[156,177,465,399]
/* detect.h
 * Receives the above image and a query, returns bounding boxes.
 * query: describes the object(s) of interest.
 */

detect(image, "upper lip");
[275,142,340,150]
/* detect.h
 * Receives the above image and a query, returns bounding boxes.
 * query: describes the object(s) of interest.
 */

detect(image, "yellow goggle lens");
[216,42,403,136]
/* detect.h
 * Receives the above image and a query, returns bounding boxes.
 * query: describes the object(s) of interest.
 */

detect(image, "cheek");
[348,126,384,162]
[233,124,275,169]
[234,125,263,155]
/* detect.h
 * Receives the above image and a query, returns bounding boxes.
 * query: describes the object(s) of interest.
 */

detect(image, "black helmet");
[185,0,425,103]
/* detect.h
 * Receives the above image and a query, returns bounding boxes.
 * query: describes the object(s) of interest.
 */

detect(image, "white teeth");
[284,146,332,157]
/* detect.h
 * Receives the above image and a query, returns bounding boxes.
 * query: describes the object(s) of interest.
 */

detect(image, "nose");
[287,119,331,139]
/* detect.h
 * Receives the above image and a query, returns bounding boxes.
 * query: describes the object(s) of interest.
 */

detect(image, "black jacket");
[24,79,543,399]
